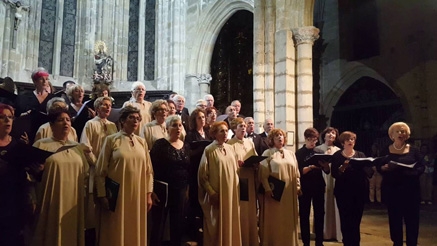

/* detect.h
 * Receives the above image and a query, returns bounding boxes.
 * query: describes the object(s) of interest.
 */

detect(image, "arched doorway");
[331,77,405,155]
[210,10,253,116]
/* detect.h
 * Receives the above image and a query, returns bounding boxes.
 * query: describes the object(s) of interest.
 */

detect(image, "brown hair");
[189,108,206,131]
[267,128,287,148]
[304,127,319,139]
[338,131,357,145]
[209,121,228,140]
[230,117,245,131]
[320,126,339,144]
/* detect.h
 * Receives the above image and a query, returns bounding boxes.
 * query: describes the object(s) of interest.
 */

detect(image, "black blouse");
[150,138,190,189]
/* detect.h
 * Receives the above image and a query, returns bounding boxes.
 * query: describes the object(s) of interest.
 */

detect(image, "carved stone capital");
[186,73,212,85]
[292,26,320,46]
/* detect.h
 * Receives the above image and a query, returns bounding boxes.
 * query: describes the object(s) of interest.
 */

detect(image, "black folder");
[190,140,212,150]
[105,177,120,212]
[242,155,267,168]
[154,180,169,207]
[239,178,249,201]
[11,110,50,144]
[258,175,286,202]
[304,154,333,165]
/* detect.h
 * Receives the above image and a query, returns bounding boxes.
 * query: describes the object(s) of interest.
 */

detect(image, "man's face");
[132,85,146,102]
[245,118,255,134]
[264,119,274,133]
[231,101,241,114]
[205,96,214,107]
[226,106,237,120]
[174,97,185,111]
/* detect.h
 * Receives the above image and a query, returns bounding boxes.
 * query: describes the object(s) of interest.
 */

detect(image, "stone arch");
[323,61,397,122]
[187,0,254,74]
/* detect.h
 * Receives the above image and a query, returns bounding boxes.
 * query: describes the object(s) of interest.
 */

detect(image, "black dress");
[377,146,424,246]
[149,138,190,246]
[331,149,372,246]
[0,138,30,246]
[184,129,211,241]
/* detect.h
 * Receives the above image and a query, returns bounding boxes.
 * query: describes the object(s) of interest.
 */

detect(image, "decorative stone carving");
[93,41,114,87]
[197,73,212,85]
[292,26,320,46]
[4,0,30,30]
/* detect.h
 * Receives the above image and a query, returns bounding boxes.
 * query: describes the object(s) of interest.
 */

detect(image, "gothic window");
[144,0,155,80]
[127,0,140,81]
[60,0,77,77]
[37,0,57,73]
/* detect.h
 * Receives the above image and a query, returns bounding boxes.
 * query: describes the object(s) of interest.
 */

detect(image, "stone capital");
[292,26,320,46]
[186,73,212,85]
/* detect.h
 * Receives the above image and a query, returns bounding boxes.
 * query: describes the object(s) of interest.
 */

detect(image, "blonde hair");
[388,122,411,140]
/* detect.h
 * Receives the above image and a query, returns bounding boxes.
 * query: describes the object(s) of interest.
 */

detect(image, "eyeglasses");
[134,88,146,92]
[0,115,14,121]
[127,115,141,121]
[306,138,318,143]
[346,138,356,142]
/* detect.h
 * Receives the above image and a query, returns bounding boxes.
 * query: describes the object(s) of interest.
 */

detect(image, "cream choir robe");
[32,139,88,246]
[122,100,152,135]
[80,116,117,229]
[95,131,153,246]
[315,143,342,241]
[259,148,300,246]
[141,120,186,148]
[35,122,78,142]
[227,137,259,246]
[198,141,242,246]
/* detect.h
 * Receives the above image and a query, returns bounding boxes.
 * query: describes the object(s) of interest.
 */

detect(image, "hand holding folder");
[258,175,285,202]
[304,154,333,165]
[349,156,387,167]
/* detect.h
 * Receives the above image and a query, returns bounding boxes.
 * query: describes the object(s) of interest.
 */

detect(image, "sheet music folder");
[304,154,333,165]
[258,175,285,202]
[154,180,169,207]
[242,155,267,168]
[105,177,120,212]
[349,156,387,167]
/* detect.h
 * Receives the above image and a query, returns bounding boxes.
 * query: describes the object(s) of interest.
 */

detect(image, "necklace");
[342,150,355,158]
[392,143,406,151]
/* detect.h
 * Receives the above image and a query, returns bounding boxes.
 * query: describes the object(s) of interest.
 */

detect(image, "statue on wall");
[4,0,30,30]
[93,40,114,86]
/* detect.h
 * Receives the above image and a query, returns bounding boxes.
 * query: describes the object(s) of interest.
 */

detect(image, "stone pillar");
[253,0,266,133]
[197,73,212,96]
[274,29,296,149]
[137,0,146,80]
[184,73,211,111]
[52,0,65,76]
[292,26,319,147]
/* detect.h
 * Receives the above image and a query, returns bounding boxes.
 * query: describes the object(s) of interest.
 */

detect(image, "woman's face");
[214,124,228,144]
[168,119,183,139]
[324,130,336,144]
[122,113,141,133]
[167,102,176,116]
[154,104,168,123]
[305,136,318,149]
[273,132,285,148]
[196,112,206,128]
[342,136,356,150]
[72,88,84,103]
[234,122,246,139]
[0,109,14,135]
[132,86,146,102]
[391,127,408,143]
[207,109,217,124]
[34,76,50,91]
[97,99,112,119]
[51,113,71,137]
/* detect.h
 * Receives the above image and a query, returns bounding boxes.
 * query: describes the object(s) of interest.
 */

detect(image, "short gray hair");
[165,115,181,129]
[46,97,66,112]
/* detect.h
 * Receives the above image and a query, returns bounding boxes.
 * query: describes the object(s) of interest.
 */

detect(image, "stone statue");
[5,0,30,30]
[93,41,113,86]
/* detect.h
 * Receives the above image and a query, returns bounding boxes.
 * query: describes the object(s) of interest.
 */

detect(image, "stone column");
[197,73,212,96]
[292,26,319,147]
[274,29,296,149]
[184,73,211,111]
[253,0,266,133]
[52,0,65,76]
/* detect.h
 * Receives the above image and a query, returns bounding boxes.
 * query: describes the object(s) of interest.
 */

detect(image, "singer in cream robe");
[95,130,153,246]
[80,114,117,231]
[258,128,300,246]
[228,137,259,246]
[35,122,78,142]
[32,139,88,246]
[198,140,242,246]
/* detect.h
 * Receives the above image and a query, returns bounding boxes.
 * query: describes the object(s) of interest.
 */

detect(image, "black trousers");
[299,189,325,246]
[150,185,188,246]
[336,193,365,246]
[386,193,420,246]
